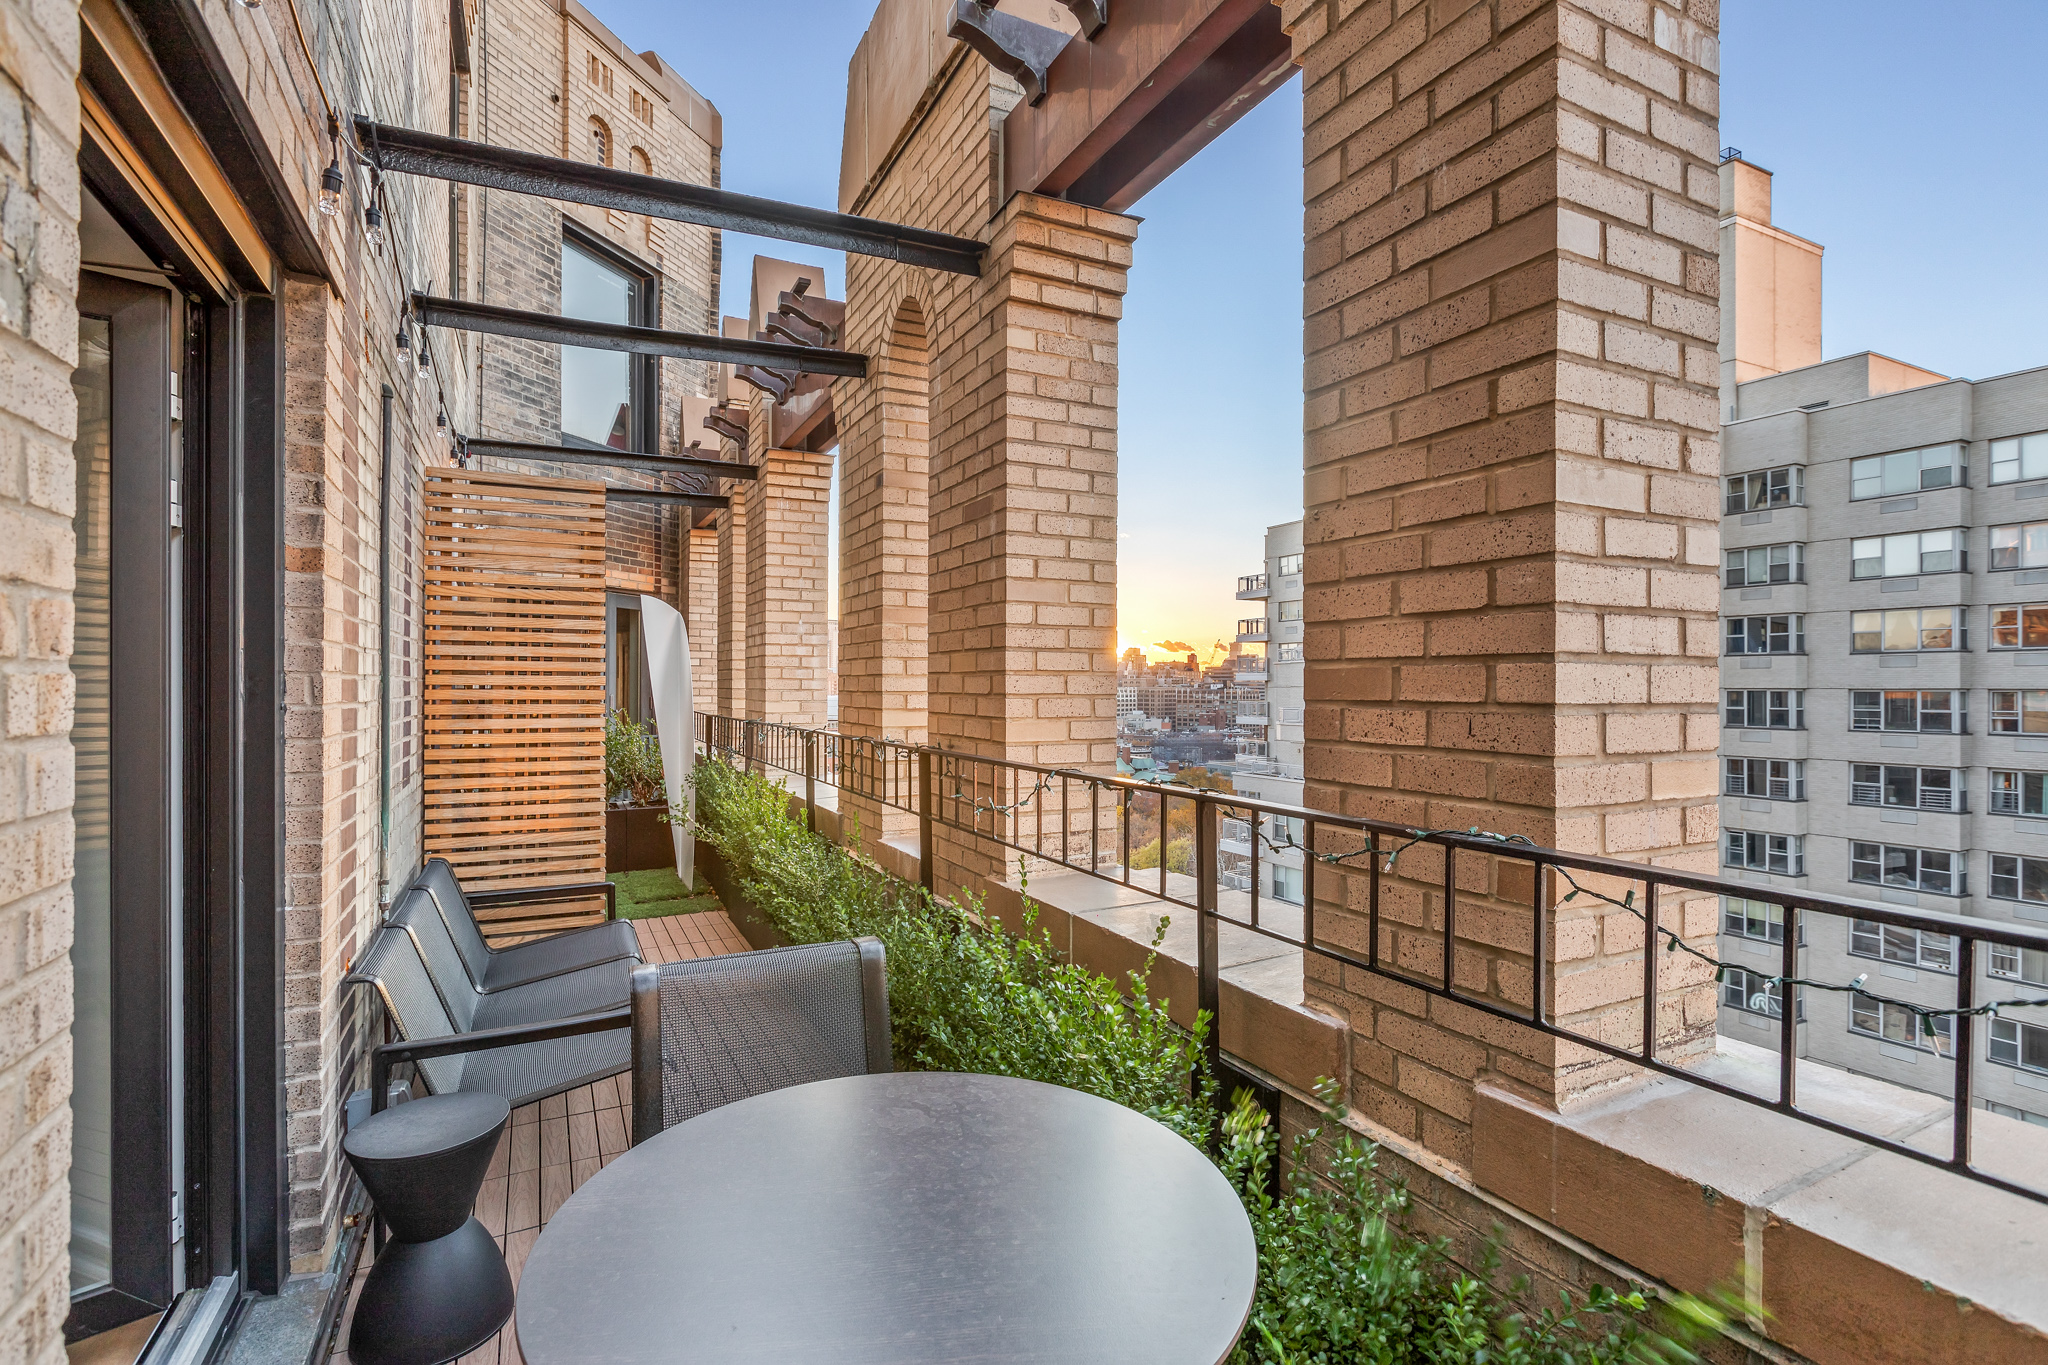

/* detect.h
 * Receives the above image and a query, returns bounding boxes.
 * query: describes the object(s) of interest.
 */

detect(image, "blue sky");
[587,0,2048,654]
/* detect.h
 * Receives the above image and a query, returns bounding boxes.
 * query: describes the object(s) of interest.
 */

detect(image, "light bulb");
[395,326,410,362]
[317,154,344,217]
[364,201,386,249]
[415,347,431,384]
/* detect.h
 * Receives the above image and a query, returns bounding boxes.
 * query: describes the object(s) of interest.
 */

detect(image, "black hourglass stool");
[344,1093,515,1365]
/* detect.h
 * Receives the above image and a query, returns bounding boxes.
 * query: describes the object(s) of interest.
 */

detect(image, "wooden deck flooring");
[331,908,753,1365]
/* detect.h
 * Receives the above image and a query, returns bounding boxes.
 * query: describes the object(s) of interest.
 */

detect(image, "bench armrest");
[370,1007,631,1113]
[466,879,619,921]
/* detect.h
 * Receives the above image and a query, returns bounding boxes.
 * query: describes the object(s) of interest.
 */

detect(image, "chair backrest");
[629,938,890,1145]
[390,890,480,1032]
[346,926,466,1096]
[415,858,492,986]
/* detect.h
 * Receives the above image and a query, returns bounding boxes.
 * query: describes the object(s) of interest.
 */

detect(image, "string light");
[317,132,344,217]
[364,195,386,250]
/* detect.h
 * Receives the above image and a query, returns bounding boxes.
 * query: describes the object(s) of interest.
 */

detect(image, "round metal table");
[514,1072,1257,1364]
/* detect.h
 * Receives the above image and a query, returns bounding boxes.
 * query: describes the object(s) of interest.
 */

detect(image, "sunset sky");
[588,0,2048,671]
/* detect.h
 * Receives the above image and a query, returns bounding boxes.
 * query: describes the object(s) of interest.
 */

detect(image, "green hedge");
[692,758,1731,1365]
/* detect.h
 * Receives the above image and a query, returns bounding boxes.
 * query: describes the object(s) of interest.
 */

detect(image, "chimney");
[1718,152,1824,421]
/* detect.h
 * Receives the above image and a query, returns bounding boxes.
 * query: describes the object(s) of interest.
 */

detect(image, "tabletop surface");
[514,1071,1257,1365]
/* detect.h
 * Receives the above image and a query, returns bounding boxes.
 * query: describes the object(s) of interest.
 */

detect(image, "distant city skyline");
[584,0,2048,664]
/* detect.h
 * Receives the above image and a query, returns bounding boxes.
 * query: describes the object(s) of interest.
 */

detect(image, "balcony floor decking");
[331,908,753,1365]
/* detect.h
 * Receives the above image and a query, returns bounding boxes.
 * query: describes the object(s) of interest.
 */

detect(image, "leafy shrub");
[694,757,1734,1365]
[605,710,665,807]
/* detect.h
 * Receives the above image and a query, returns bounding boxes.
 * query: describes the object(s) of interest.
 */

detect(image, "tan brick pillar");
[743,448,833,727]
[715,501,746,717]
[1285,0,1724,1165]
[684,523,718,716]
[926,195,1133,891]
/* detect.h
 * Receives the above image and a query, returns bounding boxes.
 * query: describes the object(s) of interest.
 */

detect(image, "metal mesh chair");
[415,858,640,993]
[629,938,890,1145]
[390,892,632,1034]
[349,924,630,1112]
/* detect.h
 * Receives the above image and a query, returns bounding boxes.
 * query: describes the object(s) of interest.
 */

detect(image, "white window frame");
[1989,1017,2048,1073]
[1722,830,1803,876]
[1848,917,1956,971]
[1848,843,1963,897]
[1275,553,1303,576]
[1990,432,2048,486]
[1849,529,1963,579]
[1989,522,2048,572]
[1724,689,1804,729]
[1849,607,1964,653]
[1721,896,1799,944]
[1990,770,2048,816]
[1723,543,1804,588]
[1726,615,1805,655]
[1851,690,1964,734]
[1724,758,1805,800]
[1849,445,1964,500]
[1990,603,2048,650]
[1849,764,1962,812]
[1851,995,1954,1055]
[1721,966,1800,1019]
[1725,466,1803,513]
[1990,853,2048,909]
[1990,690,2048,735]
[1988,941,2048,987]
[1276,600,1302,622]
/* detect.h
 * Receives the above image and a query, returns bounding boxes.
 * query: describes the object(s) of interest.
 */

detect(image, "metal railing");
[697,713,2048,1206]
[1236,573,1268,596]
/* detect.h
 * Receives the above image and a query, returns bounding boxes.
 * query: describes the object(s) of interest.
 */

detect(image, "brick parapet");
[1284,0,1724,1163]
[743,447,833,727]
[684,525,718,714]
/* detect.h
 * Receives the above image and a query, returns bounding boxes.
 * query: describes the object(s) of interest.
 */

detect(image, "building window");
[1990,770,2048,815]
[1849,444,1963,499]
[1990,853,2048,908]
[1850,529,1962,579]
[1848,918,1956,971]
[1276,553,1303,576]
[1723,830,1803,875]
[1989,941,2048,986]
[1991,603,2048,650]
[1724,542,1804,587]
[1725,466,1803,513]
[1852,996,1953,1055]
[1850,765,1961,812]
[1849,843,1962,896]
[630,88,655,123]
[1990,1018,2048,1073]
[1851,690,1963,733]
[1277,600,1302,622]
[1721,967,1800,1019]
[1991,432,2048,485]
[1849,607,1962,653]
[1983,1099,2048,1126]
[1991,690,2048,734]
[1726,615,1804,655]
[1721,896,1799,944]
[1724,689,1803,729]
[1990,522,2048,571]
[560,234,652,450]
[587,115,612,165]
[588,53,614,92]
[1275,643,1303,663]
[1724,758,1804,800]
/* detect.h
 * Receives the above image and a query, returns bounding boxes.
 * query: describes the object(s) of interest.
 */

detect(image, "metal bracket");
[1057,0,1108,39]
[948,1,1074,106]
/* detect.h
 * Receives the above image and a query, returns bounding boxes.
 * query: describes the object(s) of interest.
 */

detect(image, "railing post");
[917,748,935,896]
[804,731,817,834]
[1952,934,1975,1168]
[1195,793,1220,1085]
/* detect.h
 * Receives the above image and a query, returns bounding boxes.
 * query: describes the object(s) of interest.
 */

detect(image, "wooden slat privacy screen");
[422,467,609,939]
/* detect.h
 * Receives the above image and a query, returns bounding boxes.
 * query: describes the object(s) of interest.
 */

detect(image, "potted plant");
[604,711,674,872]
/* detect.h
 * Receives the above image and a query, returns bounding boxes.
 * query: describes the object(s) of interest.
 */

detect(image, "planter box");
[695,840,792,951]
[605,804,676,872]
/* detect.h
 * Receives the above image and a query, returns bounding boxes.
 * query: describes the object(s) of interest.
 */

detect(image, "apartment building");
[1228,522,1305,904]
[1716,158,2048,1124]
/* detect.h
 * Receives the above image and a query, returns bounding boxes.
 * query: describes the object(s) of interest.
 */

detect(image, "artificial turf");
[605,866,721,920]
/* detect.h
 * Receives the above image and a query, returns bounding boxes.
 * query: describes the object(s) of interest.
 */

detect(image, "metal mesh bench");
[628,937,890,1145]
[414,857,640,992]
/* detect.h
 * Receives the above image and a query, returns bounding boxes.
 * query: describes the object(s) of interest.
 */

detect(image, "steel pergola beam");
[413,294,867,378]
[603,488,731,509]
[461,437,759,480]
[357,118,984,276]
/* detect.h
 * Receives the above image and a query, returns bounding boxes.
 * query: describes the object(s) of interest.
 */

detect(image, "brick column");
[684,524,718,716]
[715,501,746,717]
[743,448,833,726]
[1285,0,1724,1162]
[925,195,1132,890]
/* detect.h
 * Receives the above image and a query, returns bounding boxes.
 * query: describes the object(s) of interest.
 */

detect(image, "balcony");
[1235,618,1268,642]
[1236,573,1269,599]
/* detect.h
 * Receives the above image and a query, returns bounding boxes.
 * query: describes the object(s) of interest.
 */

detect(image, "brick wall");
[0,0,81,1356]
[1282,0,1723,1165]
